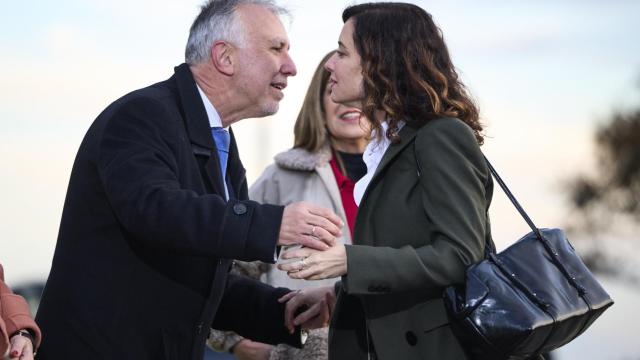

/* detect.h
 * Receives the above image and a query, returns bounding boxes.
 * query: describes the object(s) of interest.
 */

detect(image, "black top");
[337,151,367,182]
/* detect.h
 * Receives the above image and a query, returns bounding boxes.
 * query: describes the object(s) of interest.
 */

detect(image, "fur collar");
[274,145,332,171]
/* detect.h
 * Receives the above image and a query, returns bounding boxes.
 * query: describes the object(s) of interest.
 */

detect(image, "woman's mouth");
[338,110,361,121]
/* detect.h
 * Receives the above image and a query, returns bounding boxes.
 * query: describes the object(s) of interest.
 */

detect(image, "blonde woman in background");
[208,51,369,360]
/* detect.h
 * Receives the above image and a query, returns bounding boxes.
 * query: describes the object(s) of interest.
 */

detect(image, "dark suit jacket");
[35,64,301,360]
[328,118,495,360]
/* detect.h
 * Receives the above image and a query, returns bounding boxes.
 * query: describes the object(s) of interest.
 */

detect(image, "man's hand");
[278,286,336,334]
[7,332,34,360]
[231,339,273,360]
[278,202,343,251]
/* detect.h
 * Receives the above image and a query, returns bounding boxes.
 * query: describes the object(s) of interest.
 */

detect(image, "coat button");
[196,322,204,335]
[233,203,247,215]
[405,331,418,346]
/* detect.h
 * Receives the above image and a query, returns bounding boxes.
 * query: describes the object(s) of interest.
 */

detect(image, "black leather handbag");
[443,157,614,360]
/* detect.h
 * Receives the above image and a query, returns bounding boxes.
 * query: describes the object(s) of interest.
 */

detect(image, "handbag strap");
[483,156,588,296]
[412,143,588,297]
[482,155,543,241]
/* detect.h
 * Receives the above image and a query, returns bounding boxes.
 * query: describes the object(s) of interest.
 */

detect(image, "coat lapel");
[227,128,247,199]
[316,163,352,244]
[360,125,418,206]
[174,63,226,197]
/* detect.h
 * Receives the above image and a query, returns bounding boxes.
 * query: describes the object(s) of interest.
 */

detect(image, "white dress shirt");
[197,85,230,200]
[354,120,405,206]
[197,85,226,129]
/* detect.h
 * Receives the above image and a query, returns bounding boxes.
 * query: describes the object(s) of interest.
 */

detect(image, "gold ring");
[300,257,307,270]
[311,226,317,236]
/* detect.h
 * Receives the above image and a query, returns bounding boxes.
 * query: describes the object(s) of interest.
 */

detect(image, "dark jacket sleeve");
[343,119,489,295]
[97,96,282,262]
[211,274,302,348]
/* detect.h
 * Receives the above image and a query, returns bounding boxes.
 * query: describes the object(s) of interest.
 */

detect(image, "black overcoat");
[35,64,301,359]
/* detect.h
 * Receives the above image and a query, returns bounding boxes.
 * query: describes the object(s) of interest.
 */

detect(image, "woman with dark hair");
[207,51,369,360]
[279,3,494,359]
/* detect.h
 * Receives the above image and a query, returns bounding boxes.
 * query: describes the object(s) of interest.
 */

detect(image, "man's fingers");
[326,291,336,316]
[321,297,331,327]
[298,235,330,251]
[308,206,344,229]
[306,224,338,246]
[294,301,322,326]
[278,291,297,303]
[284,295,301,333]
[308,214,341,237]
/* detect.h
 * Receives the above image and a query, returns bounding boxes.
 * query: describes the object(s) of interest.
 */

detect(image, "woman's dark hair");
[343,2,484,144]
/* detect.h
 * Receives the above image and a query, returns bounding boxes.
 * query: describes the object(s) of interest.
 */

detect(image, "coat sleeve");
[97,96,282,263]
[207,260,271,352]
[0,265,42,351]
[211,274,303,348]
[343,119,489,295]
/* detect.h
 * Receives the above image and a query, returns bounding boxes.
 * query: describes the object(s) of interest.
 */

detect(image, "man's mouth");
[271,82,286,90]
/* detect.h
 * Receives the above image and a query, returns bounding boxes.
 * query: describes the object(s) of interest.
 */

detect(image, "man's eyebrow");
[338,41,346,48]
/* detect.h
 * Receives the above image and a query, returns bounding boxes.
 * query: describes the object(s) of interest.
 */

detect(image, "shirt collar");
[353,120,405,206]
[362,120,405,168]
[196,84,226,129]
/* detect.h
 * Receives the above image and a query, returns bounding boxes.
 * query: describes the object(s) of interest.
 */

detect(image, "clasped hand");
[277,202,344,251]
[278,286,337,334]
[277,245,348,280]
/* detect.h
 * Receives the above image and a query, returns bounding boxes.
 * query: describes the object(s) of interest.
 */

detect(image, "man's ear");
[210,41,235,76]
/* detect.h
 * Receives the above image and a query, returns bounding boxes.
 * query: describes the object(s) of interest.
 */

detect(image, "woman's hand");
[278,286,336,334]
[7,331,34,360]
[277,245,348,280]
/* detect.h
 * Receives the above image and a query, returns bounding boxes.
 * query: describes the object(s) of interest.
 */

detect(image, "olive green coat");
[328,118,494,360]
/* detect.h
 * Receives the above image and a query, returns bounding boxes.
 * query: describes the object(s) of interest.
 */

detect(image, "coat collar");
[174,63,215,150]
[173,63,246,197]
[273,145,332,171]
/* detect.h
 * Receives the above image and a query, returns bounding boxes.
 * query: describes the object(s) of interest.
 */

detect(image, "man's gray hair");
[185,0,288,65]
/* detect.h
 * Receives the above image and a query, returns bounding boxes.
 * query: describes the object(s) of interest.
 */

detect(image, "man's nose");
[282,53,297,77]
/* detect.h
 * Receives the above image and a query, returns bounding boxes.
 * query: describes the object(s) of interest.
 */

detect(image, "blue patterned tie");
[211,127,230,186]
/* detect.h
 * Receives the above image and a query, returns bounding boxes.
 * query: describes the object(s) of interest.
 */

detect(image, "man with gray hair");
[34,1,341,359]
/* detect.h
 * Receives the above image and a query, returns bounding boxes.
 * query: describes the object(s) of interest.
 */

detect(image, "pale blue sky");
[1,1,639,358]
